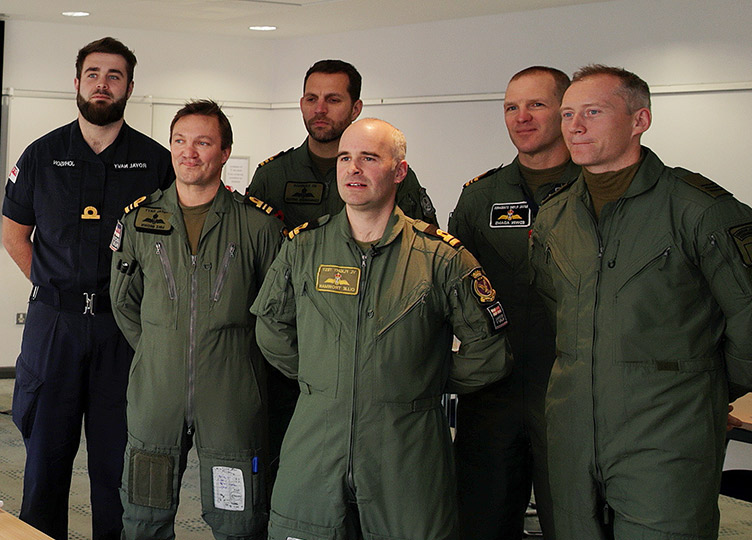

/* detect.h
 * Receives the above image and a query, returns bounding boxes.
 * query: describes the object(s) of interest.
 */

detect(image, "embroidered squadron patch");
[490,202,531,228]
[110,220,124,252]
[419,187,436,217]
[284,182,325,204]
[471,268,496,303]
[729,222,752,267]
[486,301,509,330]
[316,265,360,295]
[134,207,173,234]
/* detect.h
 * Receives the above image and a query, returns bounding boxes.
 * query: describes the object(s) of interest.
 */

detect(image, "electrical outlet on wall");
[16,313,26,325]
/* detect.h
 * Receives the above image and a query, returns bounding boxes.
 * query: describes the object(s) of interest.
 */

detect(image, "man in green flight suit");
[111,100,284,540]
[251,118,512,540]
[246,59,439,491]
[449,66,578,540]
[530,65,752,540]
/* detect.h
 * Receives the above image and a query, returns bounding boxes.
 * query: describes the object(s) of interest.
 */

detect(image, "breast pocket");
[544,238,581,356]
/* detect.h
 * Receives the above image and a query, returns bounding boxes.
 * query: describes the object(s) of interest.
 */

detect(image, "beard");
[77,91,128,126]
[305,115,350,144]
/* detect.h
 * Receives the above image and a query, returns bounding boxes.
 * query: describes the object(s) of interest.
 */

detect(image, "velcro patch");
[471,268,496,304]
[212,466,245,512]
[681,173,731,199]
[486,301,508,330]
[729,222,752,267]
[284,182,324,204]
[134,207,173,234]
[110,220,124,252]
[129,449,173,509]
[490,201,531,228]
[316,265,360,295]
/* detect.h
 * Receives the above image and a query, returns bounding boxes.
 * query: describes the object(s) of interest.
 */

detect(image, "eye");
[504,105,517,113]
[338,156,350,162]
[531,102,544,108]
[87,73,97,79]
[586,109,600,117]
[172,138,184,144]
[561,111,573,119]
[108,74,121,80]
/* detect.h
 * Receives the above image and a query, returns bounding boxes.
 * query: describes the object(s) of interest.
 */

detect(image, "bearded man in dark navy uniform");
[2,37,173,540]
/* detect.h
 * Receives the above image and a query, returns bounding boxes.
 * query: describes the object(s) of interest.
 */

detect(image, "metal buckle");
[83,292,96,316]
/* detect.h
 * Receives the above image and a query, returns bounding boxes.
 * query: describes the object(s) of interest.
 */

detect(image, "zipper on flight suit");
[155,242,177,300]
[186,255,198,436]
[346,250,370,499]
[211,242,236,301]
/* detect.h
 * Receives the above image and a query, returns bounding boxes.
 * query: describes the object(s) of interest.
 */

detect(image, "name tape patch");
[490,201,531,228]
[316,265,360,295]
[134,207,173,235]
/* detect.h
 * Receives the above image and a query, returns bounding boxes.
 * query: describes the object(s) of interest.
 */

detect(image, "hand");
[727,405,743,431]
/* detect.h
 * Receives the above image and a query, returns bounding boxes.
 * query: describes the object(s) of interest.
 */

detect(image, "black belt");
[30,285,111,316]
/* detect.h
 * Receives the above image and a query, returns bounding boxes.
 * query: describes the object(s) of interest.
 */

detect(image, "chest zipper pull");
[659,247,671,271]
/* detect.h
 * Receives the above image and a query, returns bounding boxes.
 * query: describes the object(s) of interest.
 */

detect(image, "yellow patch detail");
[81,206,101,220]
[316,265,361,295]
[436,229,461,247]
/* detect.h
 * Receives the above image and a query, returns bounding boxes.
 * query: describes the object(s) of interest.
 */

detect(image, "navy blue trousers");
[13,300,131,540]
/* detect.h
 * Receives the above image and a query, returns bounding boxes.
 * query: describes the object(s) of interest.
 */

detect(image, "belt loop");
[83,292,96,316]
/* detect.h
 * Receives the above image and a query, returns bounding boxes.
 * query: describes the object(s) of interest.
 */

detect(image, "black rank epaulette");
[541,179,576,205]
[123,194,149,215]
[678,170,731,199]
[414,221,463,249]
[463,164,502,188]
[242,194,285,221]
[258,147,294,168]
[287,214,330,240]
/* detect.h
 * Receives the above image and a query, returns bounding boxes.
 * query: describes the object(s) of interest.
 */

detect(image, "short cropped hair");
[304,60,362,103]
[170,100,233,150]
[572,64,651,112]
[509,66,571,102]
[76,37,137,83]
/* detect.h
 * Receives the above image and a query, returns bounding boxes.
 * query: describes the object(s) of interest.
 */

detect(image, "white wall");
[1,0,752,368]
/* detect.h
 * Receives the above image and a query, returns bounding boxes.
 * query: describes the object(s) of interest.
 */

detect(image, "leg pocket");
[199,447,267,537]
[12,359,43,438]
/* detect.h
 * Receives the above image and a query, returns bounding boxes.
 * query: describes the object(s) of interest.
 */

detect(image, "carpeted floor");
[1,377,751,539]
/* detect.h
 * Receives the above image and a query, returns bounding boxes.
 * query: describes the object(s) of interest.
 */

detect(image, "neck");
[586,144,642,174]
[307,136,340,159]
[78,115,124,155]
[177,180,221,207]
[517,141,570,170]
[346,202,395,243]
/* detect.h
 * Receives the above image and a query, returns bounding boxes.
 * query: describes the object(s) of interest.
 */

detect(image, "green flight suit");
[110,183,283,540]
[247,140,438,230]
[251,207,512,540]
[529,148,752,540]
[448,158,580,540]
[247,139,439,494]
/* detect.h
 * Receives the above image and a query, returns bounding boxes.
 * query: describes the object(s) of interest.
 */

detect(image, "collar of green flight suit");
[159,181,235,240]
[331,204,407,248]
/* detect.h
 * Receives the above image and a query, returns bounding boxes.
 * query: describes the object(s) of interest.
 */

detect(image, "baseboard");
[0,367,16,379]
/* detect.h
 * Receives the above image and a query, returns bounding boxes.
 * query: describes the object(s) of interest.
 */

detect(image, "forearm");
[2,217,34,280]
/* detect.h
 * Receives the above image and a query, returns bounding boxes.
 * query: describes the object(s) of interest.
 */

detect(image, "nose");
[566,113,584,134]
[314,98,327,115]
[517,109,532,122]
[347,159,361,175]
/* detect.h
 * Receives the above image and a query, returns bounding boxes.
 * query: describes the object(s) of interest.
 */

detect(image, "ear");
[351,99,363,122]
[74,77,80,93]
[221,147,232,165]
[632,107,651,137]
[394,160,408,184]
[126,80,134,100]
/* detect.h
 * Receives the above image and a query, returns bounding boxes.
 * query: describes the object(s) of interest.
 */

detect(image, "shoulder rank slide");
[123,195,148,215]
[246,195,285,222]
[134,207,173,235]
[417,222,463,249]
[680,172,731,199]
[287,214,330,240]
[257,147,294,168]
[464,164,502,188]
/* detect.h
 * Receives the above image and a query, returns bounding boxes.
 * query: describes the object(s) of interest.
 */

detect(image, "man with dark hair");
[112,100,283,540]
[531,64,752,539]
[2,37,173,540]
[252,118,511,540]
[449,65,577,540]
[247,59,439,491]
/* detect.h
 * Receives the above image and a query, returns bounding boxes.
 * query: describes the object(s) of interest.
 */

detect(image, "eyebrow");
[84,66,125,76]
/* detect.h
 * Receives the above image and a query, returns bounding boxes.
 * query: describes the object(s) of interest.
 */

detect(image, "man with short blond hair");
[252,118,511,540]
[531,65,752,540]
[449,65,577,540]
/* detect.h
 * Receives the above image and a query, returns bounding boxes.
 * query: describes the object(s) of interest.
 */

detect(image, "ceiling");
[0,0,608,39]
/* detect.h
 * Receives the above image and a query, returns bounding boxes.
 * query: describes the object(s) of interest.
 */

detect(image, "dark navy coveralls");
[3,120,173,540]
